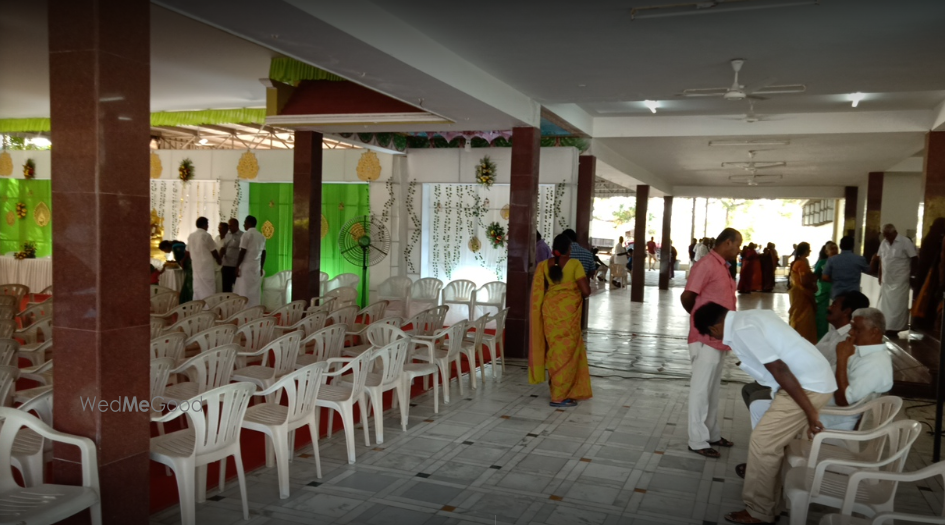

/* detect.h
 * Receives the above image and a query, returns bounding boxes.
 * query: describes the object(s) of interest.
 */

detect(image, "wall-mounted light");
[198,138,209,145]
[850,92,864,108]
[709,139,790,147]
[644,100,659,113]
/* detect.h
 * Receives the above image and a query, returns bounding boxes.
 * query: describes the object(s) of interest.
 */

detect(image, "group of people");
[735,242,780,294]
[153,215,268,307]
[684,226,895,525]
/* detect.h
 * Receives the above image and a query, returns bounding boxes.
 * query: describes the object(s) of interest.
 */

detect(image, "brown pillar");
[575,156,595,247]
[863,172,884,261]
[631,185,650,302]
[659,196,674,290]
[504,127,540,358]
[843,186,858,239]
[293,131,323,303]
[922,132,945,241]
[49,1,151,523]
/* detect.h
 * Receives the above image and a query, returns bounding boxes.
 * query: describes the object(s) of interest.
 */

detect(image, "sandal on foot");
[688,446,720,458]
[735,463,746,479]
[550,399,577,408]
[710,437,734,447]
[724,510,773,525]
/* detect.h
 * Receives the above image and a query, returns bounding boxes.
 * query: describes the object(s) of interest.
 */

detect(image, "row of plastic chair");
[375,277,506,320]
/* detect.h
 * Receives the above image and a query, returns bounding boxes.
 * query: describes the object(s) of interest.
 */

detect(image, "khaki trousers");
[743,389,833,522]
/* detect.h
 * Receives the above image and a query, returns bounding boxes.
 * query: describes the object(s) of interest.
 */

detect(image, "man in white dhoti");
[213,222,227,293]
[235,215,267,308]
[873,224,917,334]
[186,217,222,302]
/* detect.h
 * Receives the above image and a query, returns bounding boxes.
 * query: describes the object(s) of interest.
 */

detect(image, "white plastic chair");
[162,312,215,338]
[325,287,358,310]
[184,325,237,356]
[162,345,238,405]
[262,270,293,313]
[241,362,327,499]
[407,278,443,317]
[10,390,54,487]
[326,273,359,293]
[0,338,17,366]
[150,382,255,525]
[0,295,16,308]
[376,276,412,317]
[150,357,175,438]
[0,407,101,525]
[480,307,509,379]
[0,284,30,305]
[412,322,467,404]
[17,320,53,366]
[150,291,178,315]
[355,337,412,445]
[327,305,359,328]
[296,324,347,369]
[784,419,923,525]
[404,305,449,338]
[17,301,53,329]
[234,317,276,367]
[785,396,903,471]
[442,280,477,321]
[232,332,302,402]
[209,296,248,321]
[309,295,337,310]
[13,361,53,404]
[346,301,390,345]
[319,272,329,296]
[151,318,166,339]
[150,332,186,362]
[27,285,52,305]
[317,351,372,464]
[269,300,308,330]
[151,284,175,296]
[460,314,491,390]
[152,301,206,328]
[0,365,18,407]
[217,305,265,327]
[0,319,14,339]
[203,293,243,310]
[343,317,404,358]
[819,460,945,525]
[475,281,506,317]
[0,305,15,321]
[274,312,327,342]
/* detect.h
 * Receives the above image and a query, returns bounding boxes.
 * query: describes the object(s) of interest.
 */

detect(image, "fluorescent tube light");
[644,100,659,113]
[709,140,790,147]
[850,93,864,108]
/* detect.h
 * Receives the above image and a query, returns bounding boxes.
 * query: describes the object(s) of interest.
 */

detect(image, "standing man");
[536,231,552,263]
[220,218,243,293]
[187,217,222,302]
[235,215,267,307]
[562,229,596,280]
[872,224,917,335]
[681,227,741,458]
[214,222,228,293]
[822,236,869,298]
[693,303,836,525]
[646,236,658,270]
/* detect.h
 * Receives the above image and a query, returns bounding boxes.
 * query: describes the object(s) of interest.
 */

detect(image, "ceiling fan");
[729,169,782,186]
[682,59,806,101]
[717,100,783,123]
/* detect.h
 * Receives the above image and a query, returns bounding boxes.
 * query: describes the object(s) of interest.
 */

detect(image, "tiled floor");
[151,271,945,525]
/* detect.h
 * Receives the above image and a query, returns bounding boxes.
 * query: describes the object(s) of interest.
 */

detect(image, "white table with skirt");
[0,256,52,293]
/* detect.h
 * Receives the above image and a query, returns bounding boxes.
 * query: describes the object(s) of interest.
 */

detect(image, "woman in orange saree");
[788,242,818,344]
[529,234,592,407]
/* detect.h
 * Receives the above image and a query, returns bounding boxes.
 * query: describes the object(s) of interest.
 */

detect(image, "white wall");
[880,172,923,241]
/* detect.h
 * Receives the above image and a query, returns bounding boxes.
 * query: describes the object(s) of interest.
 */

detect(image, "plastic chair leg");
[174,461,197,525]
[439,361,451,404]
[271,427,291,499]
[360,393,371,447]
[372,390,386,444]
[233,452,250,520]
[217,458,226,495]
[196,464,207,503]
[308,419,322,479]
[90,502,103,525]
[327,406,334,438]
[478,345,487,385]
[432,375,439,414]
[341,407,357,464]
[788,494,809,525]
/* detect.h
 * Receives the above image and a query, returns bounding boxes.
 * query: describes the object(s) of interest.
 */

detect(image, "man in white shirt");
[822,307,894,430]
[220,218,243,293]
[234,215,267,308]
[741,290,871,428]
[213,222,227,293]
[694,303,836,525]
[694,238,709,262]
[186,217,222,302]
[873,224,917,334]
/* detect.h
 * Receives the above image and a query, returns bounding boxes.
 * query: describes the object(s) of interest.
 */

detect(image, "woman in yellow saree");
[529,234,593,407]
[788,242,819,344]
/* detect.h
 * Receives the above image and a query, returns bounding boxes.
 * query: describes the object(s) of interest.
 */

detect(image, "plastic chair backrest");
[236,317,276,352]
[25,318,53,343]
[223,305,265,326]
[185,325,237,354]
[150,318,165,339]
[442,280,477,302]
[365,324,409,349]
[0,295,18,307]
[378,276,412,299]
[442,321,468,361]
[18,301,53,326]
[326,287,358,309]
[310,296,337,309]
[204,293,243,309]
[210,297,248,320]
[297,312,327,336]
[18,389,53,425]
[167,312,216,338]
[331,351,373,402]
[476,281,506,306]
[0,305,16,320]
[180,382,255,457]
[178,345,238,393]
[150,357,175,401]
[0,320,14,339]
[492,308,510,337]
[466,314,490,347]
[857,396,904,460]
[411,278,443,300]
[877,420,922,475]
[300,324,347,362]
[271,300,307,327]
[371,338,412,386]
[258,332,302,378]
[0,339,17,366]
[280,362,327,426]
[327,305,359,327]
[168,301,207,320]
[0,284,29,303]
[151,284,175,296]
[0,365,19,406]
[319,272,329,283]
[357,301,389,326]
[327,273,360,292]
[151,291,177,314]
[150,332,186,361]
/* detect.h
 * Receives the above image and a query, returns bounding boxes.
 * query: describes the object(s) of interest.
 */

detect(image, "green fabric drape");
[248,183,293,279]
[247,183,371,304]
[0,180,52,256]
[1,109,265,134]
[0,119,51,133]
[268,58,346,85]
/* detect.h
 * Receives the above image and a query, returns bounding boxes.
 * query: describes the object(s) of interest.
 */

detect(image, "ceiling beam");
[152,125,201,137]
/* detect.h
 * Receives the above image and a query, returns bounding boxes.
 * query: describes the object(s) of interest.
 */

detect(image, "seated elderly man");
[693,302,836,525]
[742,290,870,428]
[820,307,893,430]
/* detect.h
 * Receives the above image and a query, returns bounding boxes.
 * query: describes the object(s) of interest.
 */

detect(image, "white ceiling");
[0,2,275,119]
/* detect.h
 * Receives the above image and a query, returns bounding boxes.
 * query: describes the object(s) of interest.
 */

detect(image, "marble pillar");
[575,156,595,247]
[843,186,858,239]
[864,172,884,261]
[922,132,945,240]
[659,196,673,290]
[292,131,323,302]
[504,127,540,359]
[631,185,650,302]
[49,0,151,522]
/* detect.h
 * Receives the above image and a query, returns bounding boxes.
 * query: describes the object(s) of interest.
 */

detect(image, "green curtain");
[247,183,371,304]
[248,183,293,278]
[268,57,346,85]
[0,180,52,256]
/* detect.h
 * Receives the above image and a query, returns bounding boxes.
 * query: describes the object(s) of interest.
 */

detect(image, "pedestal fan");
[338,215,391,307]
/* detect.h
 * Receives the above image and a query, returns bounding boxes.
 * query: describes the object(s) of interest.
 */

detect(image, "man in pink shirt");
[681,227,742,458]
